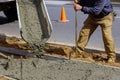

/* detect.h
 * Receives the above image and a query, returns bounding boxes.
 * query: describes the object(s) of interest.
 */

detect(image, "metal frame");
[0,0,14,2]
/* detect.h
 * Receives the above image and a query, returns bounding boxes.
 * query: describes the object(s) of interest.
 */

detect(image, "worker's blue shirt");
[78,0,113,18]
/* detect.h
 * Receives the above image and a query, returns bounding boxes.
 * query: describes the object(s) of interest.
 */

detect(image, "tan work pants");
[77,12,115,57]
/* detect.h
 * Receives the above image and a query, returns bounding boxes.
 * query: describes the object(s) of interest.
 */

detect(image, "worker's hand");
[74,3,82,11]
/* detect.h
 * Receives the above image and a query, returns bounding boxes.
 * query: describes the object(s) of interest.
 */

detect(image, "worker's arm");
[74,0,112,16]
[81,0,107,15]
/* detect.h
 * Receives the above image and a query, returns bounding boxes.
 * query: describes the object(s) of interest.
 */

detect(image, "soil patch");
[0,34,120,67]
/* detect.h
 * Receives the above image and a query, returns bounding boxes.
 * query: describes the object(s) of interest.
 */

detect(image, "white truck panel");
[0,0,14,2]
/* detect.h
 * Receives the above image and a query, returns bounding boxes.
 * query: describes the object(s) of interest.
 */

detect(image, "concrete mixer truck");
[0,0,17,21]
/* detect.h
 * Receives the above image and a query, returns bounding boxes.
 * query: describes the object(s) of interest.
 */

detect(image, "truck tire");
[3,1,18,22]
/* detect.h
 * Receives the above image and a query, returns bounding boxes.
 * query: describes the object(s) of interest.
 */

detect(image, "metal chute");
[16,0,52,56]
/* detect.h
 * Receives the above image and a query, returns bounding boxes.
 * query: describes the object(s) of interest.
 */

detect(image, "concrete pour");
[0,58,120,80]
[1,0,119,79]
[16,0,52,47]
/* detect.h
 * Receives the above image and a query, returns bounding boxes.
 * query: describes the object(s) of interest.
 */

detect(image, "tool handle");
[75,11,78,56]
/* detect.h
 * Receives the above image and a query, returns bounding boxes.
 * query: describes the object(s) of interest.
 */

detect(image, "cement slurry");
[0,58,120,80]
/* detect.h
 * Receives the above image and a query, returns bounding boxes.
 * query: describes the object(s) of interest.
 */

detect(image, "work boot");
[77,52,83,58]
[75,49,83,58]
[107,53,116,63]
[76,51,90,58]
[107,57,116,63]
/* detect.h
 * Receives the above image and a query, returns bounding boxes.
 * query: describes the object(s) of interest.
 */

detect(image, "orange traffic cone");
[59,6,69,23]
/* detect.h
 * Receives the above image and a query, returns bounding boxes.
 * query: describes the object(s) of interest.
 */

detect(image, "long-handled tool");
[69,1,78,60]
[74,0,79,57]
[75,11,78,57]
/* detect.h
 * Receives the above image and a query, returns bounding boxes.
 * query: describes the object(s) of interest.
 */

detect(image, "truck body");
[0,0,17,21]
[0,0,14,2]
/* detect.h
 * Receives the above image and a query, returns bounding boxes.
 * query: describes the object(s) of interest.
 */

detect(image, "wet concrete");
[17,0,52,46]
[0,58,120,80]
[0,1,120,80]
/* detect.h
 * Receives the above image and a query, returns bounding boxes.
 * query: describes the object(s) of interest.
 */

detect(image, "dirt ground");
[0,34,120,68]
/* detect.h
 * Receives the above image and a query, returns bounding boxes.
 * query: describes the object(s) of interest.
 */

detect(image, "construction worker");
[74,0,116,63]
